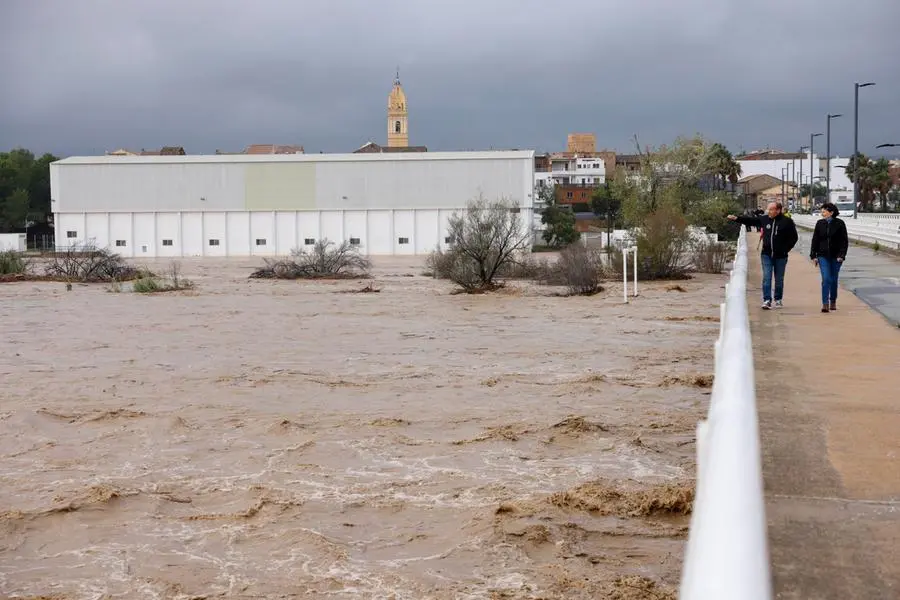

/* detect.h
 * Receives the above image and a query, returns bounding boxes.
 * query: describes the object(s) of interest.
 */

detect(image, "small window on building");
[304,238,316,245]
[509,207,521,214]
[115,240,126,247]
[349,237,361,246]
[66,231,77,238]
[566,191,573,199]
[209,239,220,246]
[255,239,267,246]
[141,245,148,253]
[162,239,173,246]
[395,121,401,133]
[444,236,452,244]
[398,237,409,244]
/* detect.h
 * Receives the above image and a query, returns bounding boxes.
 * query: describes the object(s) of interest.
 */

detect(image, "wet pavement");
[794,229,900,326]
[747,249,900,599]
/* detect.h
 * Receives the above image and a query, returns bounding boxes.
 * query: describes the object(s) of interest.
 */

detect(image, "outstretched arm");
[728,214,761,227]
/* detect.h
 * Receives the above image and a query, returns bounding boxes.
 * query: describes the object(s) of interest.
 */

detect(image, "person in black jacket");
[727,201,799,310]
[810,201,849,313]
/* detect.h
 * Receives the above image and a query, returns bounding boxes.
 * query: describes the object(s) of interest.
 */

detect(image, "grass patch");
[132,262,195,294]
[0,250,29,275]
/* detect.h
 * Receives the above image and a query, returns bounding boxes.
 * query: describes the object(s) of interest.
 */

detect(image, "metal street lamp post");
[790,161,795,207]
[781,167,787,204]
[826,113,843,202]
[853,82,875,219]
[799,145,809,210]
[810,133,823,207]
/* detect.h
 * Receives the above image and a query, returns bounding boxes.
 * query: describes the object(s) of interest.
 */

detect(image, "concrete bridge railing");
[680,226,772,600]
[792,213,900,250]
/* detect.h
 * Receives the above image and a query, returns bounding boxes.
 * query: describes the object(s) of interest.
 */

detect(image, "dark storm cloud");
[2,0,899,157]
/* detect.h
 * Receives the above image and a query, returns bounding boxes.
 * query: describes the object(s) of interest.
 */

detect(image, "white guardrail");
[792,213,900,250]
[679,226,772,600]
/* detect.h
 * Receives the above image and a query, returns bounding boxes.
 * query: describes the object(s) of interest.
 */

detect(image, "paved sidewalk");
[746,250,900,599]
[796,229,900,326]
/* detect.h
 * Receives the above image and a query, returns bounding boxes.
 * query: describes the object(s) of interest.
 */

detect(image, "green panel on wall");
[244,163,316,210]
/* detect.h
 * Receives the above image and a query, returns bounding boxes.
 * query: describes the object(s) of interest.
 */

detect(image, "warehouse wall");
[50,152,535,256]
[313,158,530,210]
[51,153,534,214]
[54,163,247,213]
[53,208,533,257]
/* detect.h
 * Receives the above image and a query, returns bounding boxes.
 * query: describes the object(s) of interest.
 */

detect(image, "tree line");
[0,148,59,232]
[541,135,745,248]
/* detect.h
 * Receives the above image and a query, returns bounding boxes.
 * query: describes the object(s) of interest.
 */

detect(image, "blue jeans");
[817,258,843,305]
[760,254,788,302]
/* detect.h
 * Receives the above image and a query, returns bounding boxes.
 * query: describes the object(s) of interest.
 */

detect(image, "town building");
[614,154,642,174]
[353,142,428,154]
[106,146,186,156]
[532,134,615,234]
[567,133,596,154]
[49,151,535,257]
[215,144,304,155]
[736,149,821,199]
[737,174,800,210]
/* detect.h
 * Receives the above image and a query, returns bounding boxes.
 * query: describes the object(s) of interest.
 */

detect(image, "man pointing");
[727,201,798,310]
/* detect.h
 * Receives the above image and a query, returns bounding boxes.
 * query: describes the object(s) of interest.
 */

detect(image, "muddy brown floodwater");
[0,256,724,600]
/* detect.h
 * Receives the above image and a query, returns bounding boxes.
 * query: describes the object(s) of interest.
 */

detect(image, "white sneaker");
[774,300,783,309]
[761,301,772,310]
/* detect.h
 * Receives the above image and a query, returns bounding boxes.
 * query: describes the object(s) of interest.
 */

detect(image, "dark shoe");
[821,304,830,313]
[830,303,837,311]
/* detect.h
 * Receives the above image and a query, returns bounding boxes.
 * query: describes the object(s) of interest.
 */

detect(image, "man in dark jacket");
[728,201,799,310]
[810,201,849,313]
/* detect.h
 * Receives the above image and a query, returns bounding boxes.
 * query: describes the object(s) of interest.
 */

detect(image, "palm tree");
[703,143,742,191]
[724,154,742,188]
[872,158,893,212]
[846,153,875,212]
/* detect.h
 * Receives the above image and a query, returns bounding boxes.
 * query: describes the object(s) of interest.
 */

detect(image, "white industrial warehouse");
[49,151,535,257]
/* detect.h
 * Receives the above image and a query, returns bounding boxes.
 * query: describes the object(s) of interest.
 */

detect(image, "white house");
[546,155,606,186]
[819,156,852,191]
[737,155,816,188]
[533,155,606,227]
[50,151,535,257]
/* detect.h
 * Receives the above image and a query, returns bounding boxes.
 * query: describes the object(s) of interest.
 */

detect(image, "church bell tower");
[387,69,409,148]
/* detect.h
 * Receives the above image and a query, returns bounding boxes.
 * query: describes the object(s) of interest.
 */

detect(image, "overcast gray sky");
[2,0,899,157]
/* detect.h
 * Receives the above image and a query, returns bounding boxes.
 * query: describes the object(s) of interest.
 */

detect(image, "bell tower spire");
[387,70,408,148]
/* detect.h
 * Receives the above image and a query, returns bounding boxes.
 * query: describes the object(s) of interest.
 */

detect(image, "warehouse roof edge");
[52,150,536,166]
